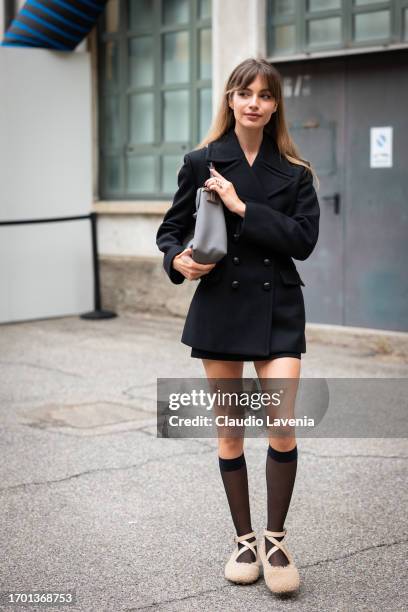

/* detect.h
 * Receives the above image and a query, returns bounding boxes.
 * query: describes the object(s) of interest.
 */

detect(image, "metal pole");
[80,212,117,320]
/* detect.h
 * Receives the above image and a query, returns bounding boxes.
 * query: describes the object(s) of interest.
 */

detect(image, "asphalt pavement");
[1,312,407,611]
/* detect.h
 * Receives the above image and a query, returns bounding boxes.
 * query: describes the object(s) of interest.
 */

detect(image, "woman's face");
[228,73,277,130]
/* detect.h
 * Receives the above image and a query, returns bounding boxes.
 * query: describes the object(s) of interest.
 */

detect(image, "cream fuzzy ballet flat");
[224,530,261,584]
[259,528,300,594]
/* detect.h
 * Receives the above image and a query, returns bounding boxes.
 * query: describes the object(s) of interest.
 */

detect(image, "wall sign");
[370,127,393,168]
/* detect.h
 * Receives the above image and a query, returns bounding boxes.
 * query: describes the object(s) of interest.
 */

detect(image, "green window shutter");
[267,0,406,58]
[97,0,212,200]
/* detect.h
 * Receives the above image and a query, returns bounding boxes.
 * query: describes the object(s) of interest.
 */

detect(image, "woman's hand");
[204,168,246,217]
[172,247,216,281]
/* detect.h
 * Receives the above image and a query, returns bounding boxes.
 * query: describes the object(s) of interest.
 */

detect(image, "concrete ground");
[1,312,407,612]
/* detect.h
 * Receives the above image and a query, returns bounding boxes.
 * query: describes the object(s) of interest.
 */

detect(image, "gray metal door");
[281,51,408,331]
[343,51,408,331]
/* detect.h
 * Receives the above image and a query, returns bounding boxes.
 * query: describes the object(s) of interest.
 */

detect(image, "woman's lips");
[245,114,261,119]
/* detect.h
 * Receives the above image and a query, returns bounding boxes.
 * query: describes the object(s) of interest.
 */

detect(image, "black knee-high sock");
[219,453,256,563]
[265,444,298,567]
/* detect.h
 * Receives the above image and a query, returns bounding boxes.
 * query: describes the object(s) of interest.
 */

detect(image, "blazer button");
[233,256,240,265]
[231,280,240,289]
[233,233,240,242]
[263,281,271,291]
[263,258,271,266]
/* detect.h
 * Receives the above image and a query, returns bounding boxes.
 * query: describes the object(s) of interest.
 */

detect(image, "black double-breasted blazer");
[156,127,320,356]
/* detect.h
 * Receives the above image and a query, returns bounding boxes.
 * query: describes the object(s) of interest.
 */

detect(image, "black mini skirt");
[191,348,301,362]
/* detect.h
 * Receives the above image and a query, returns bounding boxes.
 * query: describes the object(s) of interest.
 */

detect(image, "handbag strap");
[193,150,219,218]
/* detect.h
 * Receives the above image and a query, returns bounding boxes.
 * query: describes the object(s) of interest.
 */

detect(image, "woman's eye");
[238,92,271,99]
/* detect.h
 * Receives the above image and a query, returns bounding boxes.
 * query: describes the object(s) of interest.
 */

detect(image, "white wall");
[0,47,94,322]
[212,0,266,114]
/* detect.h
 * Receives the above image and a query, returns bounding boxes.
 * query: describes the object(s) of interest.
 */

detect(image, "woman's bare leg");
[254,357,301,451]
[202,359,244,458]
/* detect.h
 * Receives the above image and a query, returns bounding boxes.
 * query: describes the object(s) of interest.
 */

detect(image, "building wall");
[0,47,94,323]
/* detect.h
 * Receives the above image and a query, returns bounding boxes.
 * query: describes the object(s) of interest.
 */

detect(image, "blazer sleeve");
[237,166,320,261]
[156,153,197,284]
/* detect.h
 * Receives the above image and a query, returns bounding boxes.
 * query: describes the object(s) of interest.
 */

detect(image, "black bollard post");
[80,212,117,320]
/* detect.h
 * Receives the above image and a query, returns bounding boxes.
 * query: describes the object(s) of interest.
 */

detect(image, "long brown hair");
[194,57,319,188]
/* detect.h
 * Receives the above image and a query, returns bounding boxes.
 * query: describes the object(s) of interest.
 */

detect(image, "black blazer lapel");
[205,128,297,204]
[259,159,297,199]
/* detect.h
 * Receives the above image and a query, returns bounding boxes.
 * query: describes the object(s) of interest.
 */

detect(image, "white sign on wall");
[370,127,393,168]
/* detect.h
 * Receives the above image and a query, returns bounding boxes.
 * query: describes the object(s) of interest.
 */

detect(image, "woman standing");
[156,58,320,595]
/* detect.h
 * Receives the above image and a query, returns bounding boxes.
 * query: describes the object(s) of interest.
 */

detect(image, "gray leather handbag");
[183,162,228,264]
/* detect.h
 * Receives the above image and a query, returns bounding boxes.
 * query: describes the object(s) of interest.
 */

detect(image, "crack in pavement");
[0,447,214,494]
[9,422,159,439]
[301,537,408,568]
[0,423,215,442]
[0,360,84,378]
[124,584,233,611]
[124,538,408,610]
[122,386,156,399]
[46,424,160,439]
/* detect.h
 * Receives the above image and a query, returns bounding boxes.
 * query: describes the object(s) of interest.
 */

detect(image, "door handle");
[322,193,340,215]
